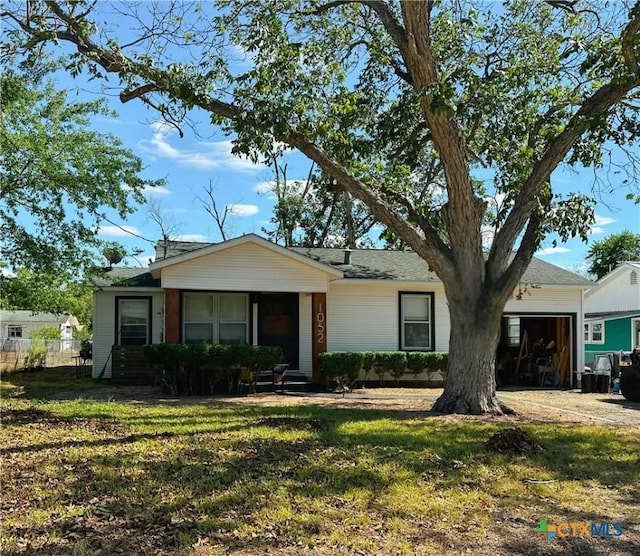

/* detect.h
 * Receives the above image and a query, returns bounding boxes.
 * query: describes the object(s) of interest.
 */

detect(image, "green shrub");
[359,351,376,387]
[29,326,60,340]
[319,351,364,392]
[406,352,431,379]
[143,343,283,396]
[24,340,47,370]
[374,352,407,384]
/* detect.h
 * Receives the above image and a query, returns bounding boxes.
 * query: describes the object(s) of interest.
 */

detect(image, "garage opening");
[497,314,575,388]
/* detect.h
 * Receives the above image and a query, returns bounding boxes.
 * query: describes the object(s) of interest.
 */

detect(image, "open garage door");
[497,313,576,388]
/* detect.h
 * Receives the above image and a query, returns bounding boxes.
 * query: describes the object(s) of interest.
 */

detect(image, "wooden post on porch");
[164,289,180,343]
[312,293,327,385]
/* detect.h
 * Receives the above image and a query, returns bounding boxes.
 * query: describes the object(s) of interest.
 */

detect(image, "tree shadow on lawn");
[3,404,639,555]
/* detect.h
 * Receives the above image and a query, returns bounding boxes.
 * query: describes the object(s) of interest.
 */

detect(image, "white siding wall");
[323,282,584,378]
[585,270,640,313]
[92,291,164,379]
[326,282,449,352]
[161,243,332,293]
[2,322,58,339]
[504,287,583,313]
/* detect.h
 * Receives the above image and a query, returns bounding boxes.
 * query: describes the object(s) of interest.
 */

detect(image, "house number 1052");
[316,302,325,344]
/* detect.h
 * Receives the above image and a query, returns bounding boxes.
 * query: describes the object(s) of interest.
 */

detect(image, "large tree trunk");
[432,292,514,415]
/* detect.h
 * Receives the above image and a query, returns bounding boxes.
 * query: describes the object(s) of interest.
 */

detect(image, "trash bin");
[595,372,611,393]
[581,372,596,393]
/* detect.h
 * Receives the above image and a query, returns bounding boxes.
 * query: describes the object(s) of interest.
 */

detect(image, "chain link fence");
[1,339,83,371]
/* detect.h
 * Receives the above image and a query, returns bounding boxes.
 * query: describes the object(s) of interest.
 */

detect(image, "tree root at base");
[431,394,518,416]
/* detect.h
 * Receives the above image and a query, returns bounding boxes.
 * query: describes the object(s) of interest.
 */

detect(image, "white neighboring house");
[583,262,640,364]
[90,234,592,387]
[0,311,78,351]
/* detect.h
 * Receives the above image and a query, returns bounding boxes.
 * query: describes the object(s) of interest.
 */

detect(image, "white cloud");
[139,123,265,172]
[142,185,171,197]
[150,120,174,134]
[174,234,210,242]
[587,214,616,236]
[253,179,312,200]
[253,180,276,196]
[536,246,571,256]
[595,214,616,226]
[589,214,616,236]
[227,204,259,217]
[588,226,607,235]
[98,225,143,238]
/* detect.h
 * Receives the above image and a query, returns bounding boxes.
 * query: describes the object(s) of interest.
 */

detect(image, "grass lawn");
[1,370,639,555]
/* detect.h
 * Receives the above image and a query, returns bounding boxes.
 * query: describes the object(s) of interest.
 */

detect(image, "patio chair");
[272,363,289,393]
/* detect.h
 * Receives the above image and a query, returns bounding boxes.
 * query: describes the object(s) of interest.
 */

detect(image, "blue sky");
[88,101,305,266]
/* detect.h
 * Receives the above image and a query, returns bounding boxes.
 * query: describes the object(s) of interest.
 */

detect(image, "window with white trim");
[117,298,151,345]
[400,293,433,350]
[505,316,521,346]
[7,325,22,338]
[184,293,248,344]
[585,321,604,344]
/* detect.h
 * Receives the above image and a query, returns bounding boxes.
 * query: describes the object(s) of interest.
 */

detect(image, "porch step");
[254,370,313,393]
[111,345,154,385]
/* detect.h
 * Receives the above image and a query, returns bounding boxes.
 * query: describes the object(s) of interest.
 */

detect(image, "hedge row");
[143,343,283,396]
[319,350,449,386]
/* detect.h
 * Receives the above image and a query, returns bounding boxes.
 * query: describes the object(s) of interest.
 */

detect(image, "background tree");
[194,179,237,242]
[586,230,640,279]
[0,64,162,274]
[0,269,93,327]
[262,159,378,247]
[4,1,639,414]
[146,198,183,260]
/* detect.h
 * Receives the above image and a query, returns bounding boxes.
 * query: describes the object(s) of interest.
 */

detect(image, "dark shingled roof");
[0,310,68,324]
[291,247,593,286]
[90,267,160,288]
[99,238,592,288]
[519,257,593,286]
[154,240,214,261]
[290,247,439,281]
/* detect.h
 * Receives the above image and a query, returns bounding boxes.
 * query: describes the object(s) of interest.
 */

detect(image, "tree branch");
[313,0,410,69]
[400,0,484,280]
[20,0,455,279]
[489,72,640,275]
[119,83,159,103]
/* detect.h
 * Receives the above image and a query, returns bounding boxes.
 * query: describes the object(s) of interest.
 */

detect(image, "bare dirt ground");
[51,385,640,426]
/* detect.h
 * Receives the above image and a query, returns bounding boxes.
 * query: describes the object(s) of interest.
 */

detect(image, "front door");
[258,293,299,369]
[116,297,151,345]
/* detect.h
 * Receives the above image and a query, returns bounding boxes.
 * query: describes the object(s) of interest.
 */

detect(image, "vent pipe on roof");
[343,248,351,265]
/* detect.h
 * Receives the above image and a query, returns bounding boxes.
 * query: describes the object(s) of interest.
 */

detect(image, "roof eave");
[149,234,344,278]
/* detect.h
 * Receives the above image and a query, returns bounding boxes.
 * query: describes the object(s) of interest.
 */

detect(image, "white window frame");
[585,321,605,344]
[183,293,249,344]
[505,316,521,347]
[400,292,434,351]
